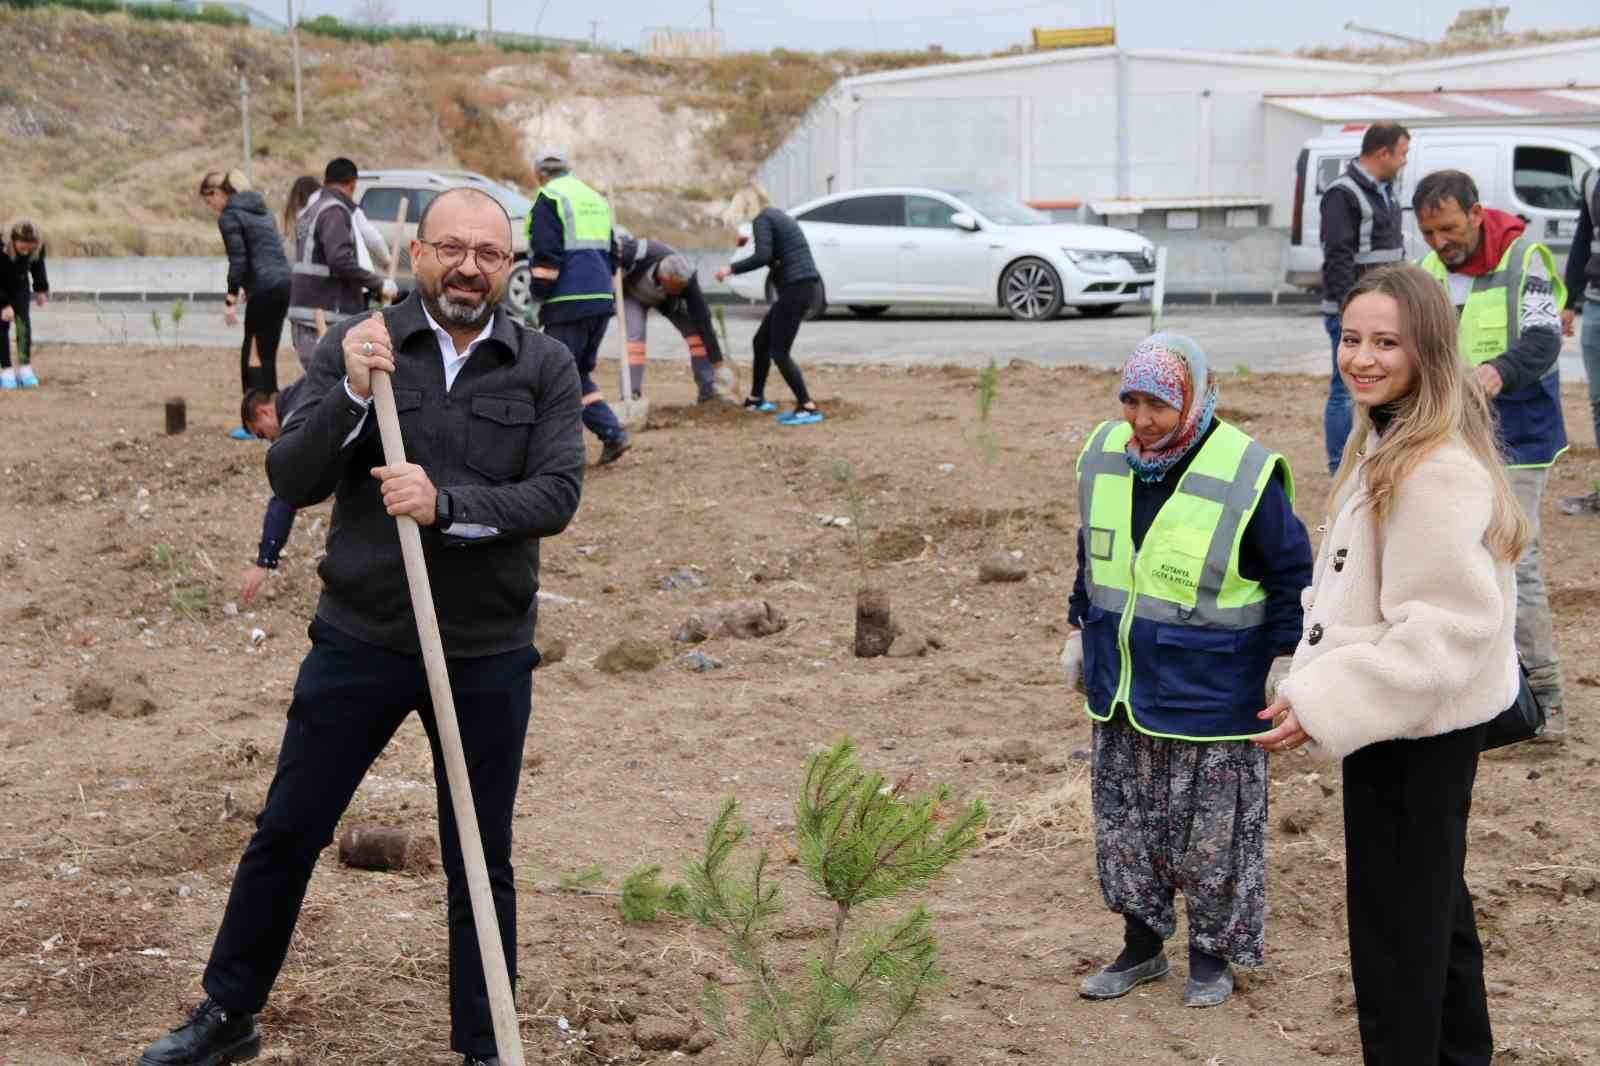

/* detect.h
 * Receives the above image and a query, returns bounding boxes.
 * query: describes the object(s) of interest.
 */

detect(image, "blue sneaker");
[17,366,38,388]
[0,369,16,391]
[743,397,777,413]
[777,408,824,426]
[228,426,255,441]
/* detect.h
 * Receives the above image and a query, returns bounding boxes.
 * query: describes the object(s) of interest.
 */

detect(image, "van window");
[1513,147,1586,211]
[1316,156,1355,193]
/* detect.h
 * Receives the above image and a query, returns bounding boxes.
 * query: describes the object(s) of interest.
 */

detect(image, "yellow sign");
[1032,26,1116,49]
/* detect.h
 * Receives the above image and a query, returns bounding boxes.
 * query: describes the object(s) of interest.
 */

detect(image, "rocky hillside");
[0,6,946,255]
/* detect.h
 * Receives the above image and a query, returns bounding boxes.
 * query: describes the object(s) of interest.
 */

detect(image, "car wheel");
[1076,303,1123,318]
[505,260,534,319]
[766,278,829,320]
[1001,258,1064,321]
[848,305,890,317]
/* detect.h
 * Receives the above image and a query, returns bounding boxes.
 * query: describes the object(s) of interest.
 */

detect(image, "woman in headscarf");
[1062,333,1312,1007]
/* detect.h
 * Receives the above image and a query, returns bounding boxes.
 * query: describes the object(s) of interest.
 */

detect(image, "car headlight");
[1062,249,1120,273]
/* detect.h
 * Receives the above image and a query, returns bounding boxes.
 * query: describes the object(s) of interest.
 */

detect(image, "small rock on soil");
[676,600,788,643]
[596,637,663,673]
[978,550,1028,583]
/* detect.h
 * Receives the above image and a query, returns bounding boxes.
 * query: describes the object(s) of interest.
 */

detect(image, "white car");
[725,187,1158,321]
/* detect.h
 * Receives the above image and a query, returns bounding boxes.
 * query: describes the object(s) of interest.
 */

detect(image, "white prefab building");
[756,38,1600,229]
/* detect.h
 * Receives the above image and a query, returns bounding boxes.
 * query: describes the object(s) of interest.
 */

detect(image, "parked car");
[724,186,1158,321]
[1286,126,1600,290]
[352,169,537,316]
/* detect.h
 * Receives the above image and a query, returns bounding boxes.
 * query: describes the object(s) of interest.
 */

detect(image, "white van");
[1285,126,1600,290]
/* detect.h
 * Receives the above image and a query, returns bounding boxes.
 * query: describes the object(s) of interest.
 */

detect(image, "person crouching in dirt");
[1,219,50,391]
[235,377,309,606]
[619,234,737,403]
[714,201,824,425]
[136,187,585,1066]
[1061,332,1312,1008]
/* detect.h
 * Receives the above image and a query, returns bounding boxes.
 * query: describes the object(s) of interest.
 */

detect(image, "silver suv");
[353,169,536,316]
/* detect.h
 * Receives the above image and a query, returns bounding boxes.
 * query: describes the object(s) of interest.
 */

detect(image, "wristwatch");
[435,488,455,530]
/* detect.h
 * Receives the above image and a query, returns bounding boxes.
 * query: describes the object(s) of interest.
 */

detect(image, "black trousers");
[544,314,625,443]
[203,618,536,1057]
[240,285,289,394]
[0,301,29,368]
[1342,723,1492,1066]
[750,280,816,406]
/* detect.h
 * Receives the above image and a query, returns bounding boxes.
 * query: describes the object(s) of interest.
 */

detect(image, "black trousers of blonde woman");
[1342,723,1492,1066]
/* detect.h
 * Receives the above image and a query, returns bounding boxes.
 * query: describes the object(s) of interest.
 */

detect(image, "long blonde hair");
[1331,263,1529,563]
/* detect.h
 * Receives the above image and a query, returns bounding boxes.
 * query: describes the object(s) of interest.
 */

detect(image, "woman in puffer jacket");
[1255,262,1527,1066]
[201,170,291,404]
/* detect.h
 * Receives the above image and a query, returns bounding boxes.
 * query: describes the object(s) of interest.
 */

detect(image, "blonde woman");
[200,169,290,409]
[1255,263,1527,1066]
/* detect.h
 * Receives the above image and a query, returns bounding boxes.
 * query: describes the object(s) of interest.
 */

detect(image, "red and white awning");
[1265,87,1600,123]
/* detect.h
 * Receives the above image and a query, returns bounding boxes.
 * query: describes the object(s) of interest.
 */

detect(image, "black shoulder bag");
[1481,659,1545,751]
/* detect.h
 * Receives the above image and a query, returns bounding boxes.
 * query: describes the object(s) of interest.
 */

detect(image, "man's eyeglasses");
[418,238,511,274]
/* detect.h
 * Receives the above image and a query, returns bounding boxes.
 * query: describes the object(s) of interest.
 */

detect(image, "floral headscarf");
[1118,332,1218,482]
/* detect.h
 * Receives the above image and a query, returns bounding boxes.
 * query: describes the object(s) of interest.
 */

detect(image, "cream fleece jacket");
[1279,435,1519,761]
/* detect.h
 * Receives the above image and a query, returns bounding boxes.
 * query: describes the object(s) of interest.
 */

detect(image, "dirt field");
[0,340,1596,1066]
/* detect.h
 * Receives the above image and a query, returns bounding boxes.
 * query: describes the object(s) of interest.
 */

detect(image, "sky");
[303,0,1598,54]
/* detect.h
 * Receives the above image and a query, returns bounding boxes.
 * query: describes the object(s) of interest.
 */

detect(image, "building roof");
[1264,86,1600,123]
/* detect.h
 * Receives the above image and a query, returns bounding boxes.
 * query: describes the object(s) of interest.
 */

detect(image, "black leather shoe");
[463,1058,501,1066]
[138,999,260,1065]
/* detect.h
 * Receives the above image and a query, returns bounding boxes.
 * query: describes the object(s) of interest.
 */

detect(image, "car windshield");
[954,191,1051,226]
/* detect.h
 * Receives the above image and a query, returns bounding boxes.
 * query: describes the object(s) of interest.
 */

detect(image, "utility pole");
[486,0,492,39]
[708,0,715,34]
[288,0,302,127]
[1111,0,1128,200]
[240,75,253,184]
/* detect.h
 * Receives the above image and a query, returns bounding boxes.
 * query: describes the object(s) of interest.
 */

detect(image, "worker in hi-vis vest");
[1062,334,1312,1010]
[1413,168,1571,740]
[528,149,631,465]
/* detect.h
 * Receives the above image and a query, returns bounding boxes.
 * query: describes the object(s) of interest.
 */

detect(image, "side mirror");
[950,212,980,232]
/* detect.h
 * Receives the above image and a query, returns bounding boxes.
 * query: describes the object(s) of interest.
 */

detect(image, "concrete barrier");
[48,230,1311,305]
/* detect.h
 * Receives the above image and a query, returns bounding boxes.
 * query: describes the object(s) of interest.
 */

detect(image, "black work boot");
[138,998,260,1065]
[598,430,632,466]
[464,1058,501,1066]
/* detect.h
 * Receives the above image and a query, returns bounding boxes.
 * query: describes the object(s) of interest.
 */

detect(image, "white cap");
[535,148,571,171]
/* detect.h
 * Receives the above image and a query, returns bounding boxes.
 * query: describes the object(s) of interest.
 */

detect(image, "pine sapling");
[150,309,164,345]
[967,361,1001,535]
[682,739,988,1065]
[170,297,186,346]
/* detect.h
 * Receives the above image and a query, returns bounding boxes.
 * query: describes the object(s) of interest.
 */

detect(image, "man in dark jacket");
[1563,167,1600,455]
[288,157,396,369]
[1319,121,1409,472]
[138,188,584,1066]
[0,219,49,390]
[528,149,630,464]
[235,377,308,605]
[715,204,824,424]
[618,235,734,402]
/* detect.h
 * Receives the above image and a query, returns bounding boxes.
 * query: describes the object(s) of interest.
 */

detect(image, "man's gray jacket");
[267,293,585,658]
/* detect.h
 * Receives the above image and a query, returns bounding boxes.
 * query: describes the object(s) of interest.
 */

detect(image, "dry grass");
[981,762,1093,856]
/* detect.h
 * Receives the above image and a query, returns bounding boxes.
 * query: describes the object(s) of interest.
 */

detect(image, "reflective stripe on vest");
[1418,237,1569,468]
[290,198,351,278]
[1073,420,1294,740]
